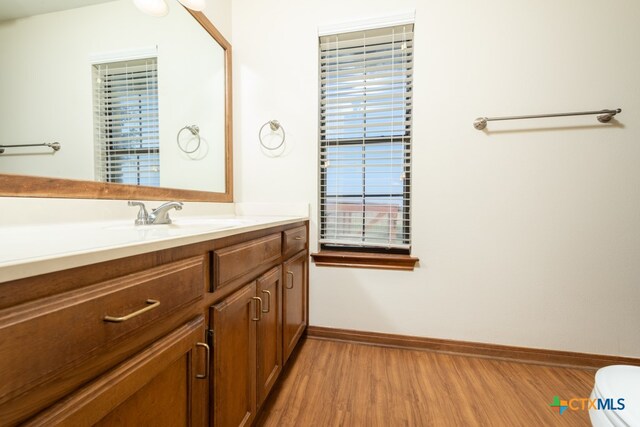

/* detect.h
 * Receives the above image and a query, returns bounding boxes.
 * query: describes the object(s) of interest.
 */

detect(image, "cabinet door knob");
[261,290,271,313]
[286,271,295,289]
[251,297,263,321]
[103,299,160,323]
[195,342,210,379]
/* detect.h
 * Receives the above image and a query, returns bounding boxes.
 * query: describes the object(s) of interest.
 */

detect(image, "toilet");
[589,365,640,427]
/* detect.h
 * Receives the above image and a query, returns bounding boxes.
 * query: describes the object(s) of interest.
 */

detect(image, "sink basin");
[103,217,255,231]
[172,217,255,228]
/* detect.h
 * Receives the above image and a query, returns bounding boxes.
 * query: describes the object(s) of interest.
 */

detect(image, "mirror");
[0,0,232,202]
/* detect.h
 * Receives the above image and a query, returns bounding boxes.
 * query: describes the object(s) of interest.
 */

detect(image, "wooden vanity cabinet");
[213,233,281,292]
[256,266,283,407]
[25,316,209,427]
[282,226,309,364]
[211,282,258,427]
[0,255,209,426]
[0,220,309,427]
[209,267,284,427]
[282,250,308,364]
[210,232,286,427]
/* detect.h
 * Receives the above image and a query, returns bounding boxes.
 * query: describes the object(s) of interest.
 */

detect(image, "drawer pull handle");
[103,299,160,323]
[251,297,263,321]
[196,342,210,379]
[294,236,303,240]
[286,271,294,289]
[261,290,271,313]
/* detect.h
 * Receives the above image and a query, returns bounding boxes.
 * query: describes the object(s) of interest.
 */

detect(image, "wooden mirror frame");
[0,10,232,202]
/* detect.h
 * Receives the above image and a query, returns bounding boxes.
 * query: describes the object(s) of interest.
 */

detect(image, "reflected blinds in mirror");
[318,24,413,251]
[92,58,160,186]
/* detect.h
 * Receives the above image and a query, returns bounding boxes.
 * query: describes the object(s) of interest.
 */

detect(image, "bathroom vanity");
[0,2,302,424]
[0,218,309,426]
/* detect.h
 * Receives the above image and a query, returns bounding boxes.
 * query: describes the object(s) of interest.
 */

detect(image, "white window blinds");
[92,57,160,186]
[319,24,413,251]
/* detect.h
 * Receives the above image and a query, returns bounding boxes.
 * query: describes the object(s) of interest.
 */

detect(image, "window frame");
[319,137,411,255]
[313,22,418,270]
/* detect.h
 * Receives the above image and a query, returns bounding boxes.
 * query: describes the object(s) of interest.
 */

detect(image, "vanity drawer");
[0,255,205,408]
[214,233,281,290]
[283,226,307,259]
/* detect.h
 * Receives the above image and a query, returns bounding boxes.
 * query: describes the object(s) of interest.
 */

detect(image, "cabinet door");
[0,256,205,426]
[282,251,308,364]
[256,266,282,408]
[211,282,257,427]
[25,316,208,427]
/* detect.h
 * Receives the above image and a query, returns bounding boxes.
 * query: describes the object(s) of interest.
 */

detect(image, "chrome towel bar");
[0,142,61,154]
[473,108,622,130]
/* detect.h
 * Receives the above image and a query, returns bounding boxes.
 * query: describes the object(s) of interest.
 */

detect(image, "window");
[318,24,414,256]
[92,57,160,186]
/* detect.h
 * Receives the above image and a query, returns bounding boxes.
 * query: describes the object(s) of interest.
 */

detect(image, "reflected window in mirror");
[92,57,160,186]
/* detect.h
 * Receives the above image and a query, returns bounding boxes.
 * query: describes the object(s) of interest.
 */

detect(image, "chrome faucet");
[128,201,183,225]
[150,201,183,224]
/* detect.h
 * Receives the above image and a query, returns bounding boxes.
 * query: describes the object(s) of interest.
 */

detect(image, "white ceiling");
[0,0,118,21]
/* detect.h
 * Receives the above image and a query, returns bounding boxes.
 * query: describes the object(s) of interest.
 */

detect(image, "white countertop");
[0,214,307,283]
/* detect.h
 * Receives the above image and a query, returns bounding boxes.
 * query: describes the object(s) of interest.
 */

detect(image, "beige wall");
[203,0,231,42]
[231,0,640,356]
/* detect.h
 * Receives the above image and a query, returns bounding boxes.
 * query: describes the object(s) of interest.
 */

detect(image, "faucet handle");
[128,201,150,225]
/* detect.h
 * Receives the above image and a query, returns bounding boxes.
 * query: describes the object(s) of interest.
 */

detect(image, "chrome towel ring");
[177,125,201,153]
[259,120,285,150]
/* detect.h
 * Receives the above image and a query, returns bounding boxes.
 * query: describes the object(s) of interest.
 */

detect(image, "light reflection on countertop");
[0,215,307,283]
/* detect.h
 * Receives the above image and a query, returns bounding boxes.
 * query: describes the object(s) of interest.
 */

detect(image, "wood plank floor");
[257,337,596,426]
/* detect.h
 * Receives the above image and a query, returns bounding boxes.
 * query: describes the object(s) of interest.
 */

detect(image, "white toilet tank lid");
[594,365,640,426]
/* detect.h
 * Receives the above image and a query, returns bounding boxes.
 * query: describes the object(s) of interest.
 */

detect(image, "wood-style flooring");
[257,337,595,426]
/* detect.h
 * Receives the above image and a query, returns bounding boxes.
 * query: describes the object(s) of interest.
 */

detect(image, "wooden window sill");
[311,251,419,271]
